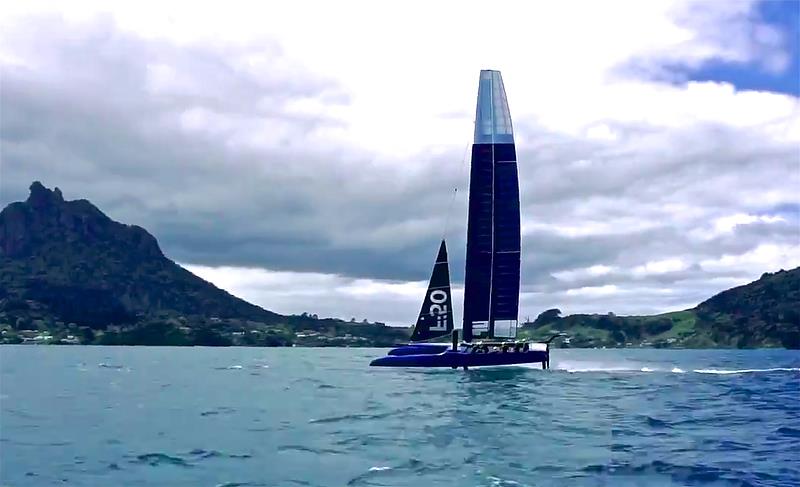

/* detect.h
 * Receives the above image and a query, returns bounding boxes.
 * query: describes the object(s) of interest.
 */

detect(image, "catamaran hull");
[387,344,450,356]
[370,350,548,368]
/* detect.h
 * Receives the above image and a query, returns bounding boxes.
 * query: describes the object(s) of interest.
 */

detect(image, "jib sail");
[410,240,454,342]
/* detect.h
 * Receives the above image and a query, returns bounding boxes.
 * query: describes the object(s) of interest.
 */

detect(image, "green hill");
[521,268,800,349]
[695,268,800,348]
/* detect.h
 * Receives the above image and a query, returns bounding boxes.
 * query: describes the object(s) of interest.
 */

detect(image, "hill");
[695,268,799,348]
[521,268,800,349]
[0,182,408,346]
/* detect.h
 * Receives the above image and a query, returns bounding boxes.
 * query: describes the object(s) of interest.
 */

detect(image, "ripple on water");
[701,439,750,452]
[775,426,800,438]
[333,433,404,448]
[200,406,236,416]
[277,444,342,455]
[213,482,273,487]
[188,448,252,459]
[347,458,455,486]
[694,367,800,375]
[128,449,253,469]
[98,363,125,369]
[309,407,414,424]
[644,415,672,429]
[582,459,784,486]
[4,408,43,420]
[487,475,531,487]
[132,453,193,468]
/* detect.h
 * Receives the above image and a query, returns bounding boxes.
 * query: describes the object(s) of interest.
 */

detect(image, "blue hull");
[387,344,450,356]
[370,349,548,368]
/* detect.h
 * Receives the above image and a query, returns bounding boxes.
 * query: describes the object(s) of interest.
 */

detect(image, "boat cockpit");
[458,341,548,354]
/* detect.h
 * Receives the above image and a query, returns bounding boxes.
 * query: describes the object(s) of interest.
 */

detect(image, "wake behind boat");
[370,70,564,369]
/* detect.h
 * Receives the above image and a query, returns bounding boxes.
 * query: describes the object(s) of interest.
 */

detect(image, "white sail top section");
[474,70,514,144]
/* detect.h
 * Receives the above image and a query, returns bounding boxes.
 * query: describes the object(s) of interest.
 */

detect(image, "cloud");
[1,1,798,323]
[621,0,794,80]
[184,263,459,326]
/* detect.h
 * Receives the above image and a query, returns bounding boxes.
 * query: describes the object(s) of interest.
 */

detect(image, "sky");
[1,0,798,325]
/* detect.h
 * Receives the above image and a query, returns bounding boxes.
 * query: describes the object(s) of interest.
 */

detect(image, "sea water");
[1,347,798,487]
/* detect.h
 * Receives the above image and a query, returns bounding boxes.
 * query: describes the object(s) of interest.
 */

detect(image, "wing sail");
[463,70,520,342]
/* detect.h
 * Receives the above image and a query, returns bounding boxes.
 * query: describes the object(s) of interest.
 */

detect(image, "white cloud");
[700,244,800,273]
[686,213,792,242]
[632,258,689,276]
[566,285,620,297]
[712,213,786,234]
[184,263,466,326]
[523,217,661,238]
[553,265,616,282]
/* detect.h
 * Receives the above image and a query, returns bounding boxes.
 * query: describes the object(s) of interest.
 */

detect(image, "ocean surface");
[1,347,798,487]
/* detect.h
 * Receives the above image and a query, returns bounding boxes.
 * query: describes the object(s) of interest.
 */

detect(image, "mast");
[462,70,521,342]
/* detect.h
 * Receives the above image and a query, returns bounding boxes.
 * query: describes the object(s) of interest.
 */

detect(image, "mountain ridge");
[0,182,407,346]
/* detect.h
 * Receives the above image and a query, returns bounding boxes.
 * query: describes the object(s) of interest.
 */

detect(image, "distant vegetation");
[521,268,799,349]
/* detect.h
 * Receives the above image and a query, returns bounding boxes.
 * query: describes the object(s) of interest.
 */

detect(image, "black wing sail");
[463,70,520,342]
[410,240,454,342]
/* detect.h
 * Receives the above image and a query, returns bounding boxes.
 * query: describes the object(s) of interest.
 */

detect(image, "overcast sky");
[1,0,798,325]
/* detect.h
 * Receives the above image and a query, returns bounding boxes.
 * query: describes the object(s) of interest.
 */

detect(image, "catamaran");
[370,70,563,369]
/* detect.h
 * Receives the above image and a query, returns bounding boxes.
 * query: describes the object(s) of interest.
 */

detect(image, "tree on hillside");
[533,308,562,328]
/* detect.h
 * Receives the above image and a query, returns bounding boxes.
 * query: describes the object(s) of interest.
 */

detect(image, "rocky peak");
[1,181,163,260]
[1,181,285,331]
[26,181,65,209]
